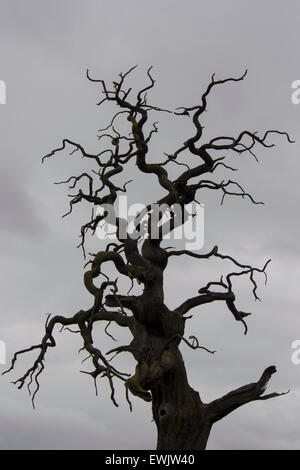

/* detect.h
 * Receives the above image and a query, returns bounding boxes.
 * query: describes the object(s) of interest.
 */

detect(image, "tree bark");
[124,294,212,450]
[151,348,211,450]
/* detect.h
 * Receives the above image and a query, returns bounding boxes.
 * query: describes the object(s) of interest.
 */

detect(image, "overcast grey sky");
[0,0,300,450]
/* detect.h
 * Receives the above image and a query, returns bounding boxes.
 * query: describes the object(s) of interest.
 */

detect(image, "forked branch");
[207,366,289,423]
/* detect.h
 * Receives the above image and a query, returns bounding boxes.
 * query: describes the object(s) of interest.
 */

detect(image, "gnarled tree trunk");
[151,349,211,450]
[109,241,285,450]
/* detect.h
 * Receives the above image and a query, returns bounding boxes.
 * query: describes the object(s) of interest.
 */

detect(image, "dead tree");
[4,67,292,450]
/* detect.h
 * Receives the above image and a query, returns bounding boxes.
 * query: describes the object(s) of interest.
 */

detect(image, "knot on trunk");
[126,351,175,402]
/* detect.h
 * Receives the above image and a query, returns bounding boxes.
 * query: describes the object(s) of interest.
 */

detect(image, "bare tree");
[4,67,292,450]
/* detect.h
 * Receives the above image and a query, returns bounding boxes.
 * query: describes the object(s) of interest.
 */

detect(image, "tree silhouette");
[4,67,292,450]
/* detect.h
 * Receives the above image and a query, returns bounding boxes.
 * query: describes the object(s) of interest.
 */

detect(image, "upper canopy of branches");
[41,66,293,257]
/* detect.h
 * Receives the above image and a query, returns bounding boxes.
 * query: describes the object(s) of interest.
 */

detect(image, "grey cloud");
[0,0,299,450]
